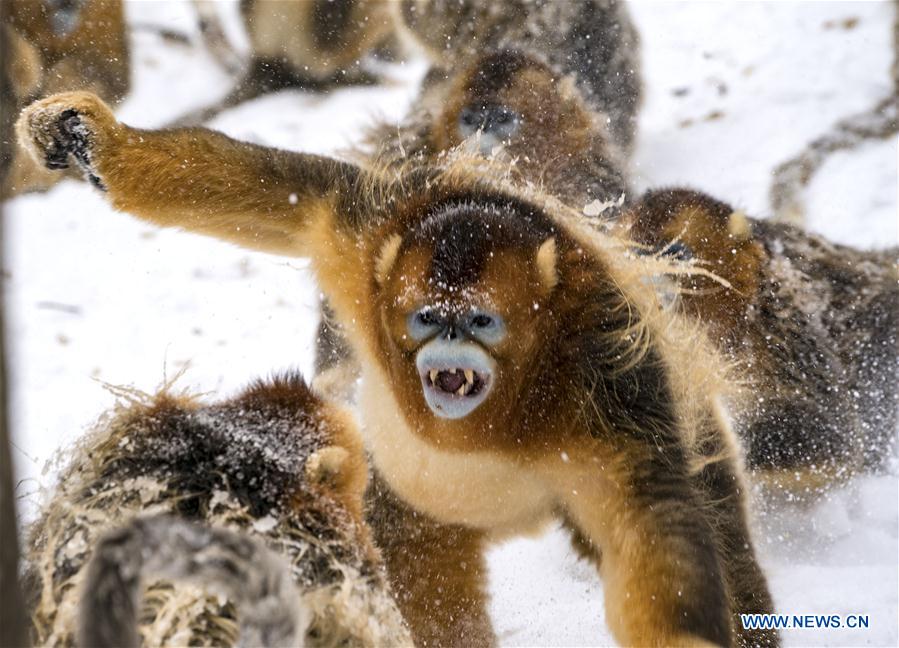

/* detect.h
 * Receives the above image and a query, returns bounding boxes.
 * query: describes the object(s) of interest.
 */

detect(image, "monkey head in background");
[422,49,630,210]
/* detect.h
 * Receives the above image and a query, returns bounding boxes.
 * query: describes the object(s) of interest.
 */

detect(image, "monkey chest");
[359,369,555,532]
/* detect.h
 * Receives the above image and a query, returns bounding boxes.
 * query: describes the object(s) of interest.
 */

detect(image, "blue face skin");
[44,0,85,37]
[408,307,506,419]
[458,104,522,156]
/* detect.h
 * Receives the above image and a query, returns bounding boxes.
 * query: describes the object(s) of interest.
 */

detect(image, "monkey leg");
[693,443,778,647]
[558,448,735,647]
[311,299,360,403]
[366,470,495,648]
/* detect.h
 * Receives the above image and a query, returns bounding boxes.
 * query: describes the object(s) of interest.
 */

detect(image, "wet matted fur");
[23,374,410,647]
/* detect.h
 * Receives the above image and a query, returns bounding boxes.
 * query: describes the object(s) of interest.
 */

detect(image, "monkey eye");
[408,308,444,341]
[494,109,514,125]
[459,107,481,127]
[465,311,506,345]
[663,242,693,261]
[470,314,493,328]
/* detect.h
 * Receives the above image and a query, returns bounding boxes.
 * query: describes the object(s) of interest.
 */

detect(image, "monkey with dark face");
[18,91,777,647]
[396,0,642,157]
[625,189,899,487]
[369,49,630,211]
[2,0,129,197]
[24,373,411,647]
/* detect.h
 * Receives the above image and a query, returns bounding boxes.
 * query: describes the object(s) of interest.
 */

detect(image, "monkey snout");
[416,341,496,419]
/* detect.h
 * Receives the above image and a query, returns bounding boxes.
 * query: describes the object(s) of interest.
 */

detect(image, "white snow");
[5,1,897,646]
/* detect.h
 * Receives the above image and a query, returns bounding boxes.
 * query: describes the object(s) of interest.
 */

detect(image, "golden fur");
[2,0,129,198]
[23,374,411,647]
[18,92,777,647]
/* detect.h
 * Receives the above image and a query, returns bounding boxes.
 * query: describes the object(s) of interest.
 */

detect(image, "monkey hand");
[16,91,120,190]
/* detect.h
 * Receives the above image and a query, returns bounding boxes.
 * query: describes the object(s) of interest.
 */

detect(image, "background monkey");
[2,0,130,197]
[19,91,776,647]
[368,48,631,210]
[178,0,641,176]
[625,189,899,487]
[175,0,400,126]
[23,372,410,647]
[395,0,641,157]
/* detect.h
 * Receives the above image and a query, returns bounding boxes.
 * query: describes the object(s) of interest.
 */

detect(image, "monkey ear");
[727,210,752,242]
[374,233,403,286]
[535,237,558,296]
[305,446,350,487]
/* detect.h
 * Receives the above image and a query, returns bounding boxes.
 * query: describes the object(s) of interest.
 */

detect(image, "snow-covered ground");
[5,1,897,646]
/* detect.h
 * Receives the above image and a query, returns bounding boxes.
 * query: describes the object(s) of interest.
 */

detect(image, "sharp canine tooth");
[429,369,438,383]
[457,384,466,396]
[450,368,457,374]
[464,369,474,384]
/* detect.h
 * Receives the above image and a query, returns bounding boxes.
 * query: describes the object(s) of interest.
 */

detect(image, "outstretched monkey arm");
[16,92,369,258]
[16,91,389,326]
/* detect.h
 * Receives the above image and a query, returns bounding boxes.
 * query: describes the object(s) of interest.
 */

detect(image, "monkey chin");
[415,341,495,419]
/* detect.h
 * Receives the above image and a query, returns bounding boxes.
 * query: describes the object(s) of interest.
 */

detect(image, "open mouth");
[415,344,495,419]
[425,367,489,397]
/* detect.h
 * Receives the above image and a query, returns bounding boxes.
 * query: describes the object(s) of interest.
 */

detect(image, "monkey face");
[43,0,87,37]
[374,201,560,445]
[457,103,522,156]
[432,50,596,162]
[408,306,504,419]
[627,189,766,328]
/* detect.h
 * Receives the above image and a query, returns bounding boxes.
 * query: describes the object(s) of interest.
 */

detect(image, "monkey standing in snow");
[18,90,776,647]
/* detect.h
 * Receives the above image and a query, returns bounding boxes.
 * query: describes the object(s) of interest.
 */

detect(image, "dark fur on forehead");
[409,195,557,287]
[635,188,736,234]
[311,0,355,51]
[466,49,552,97]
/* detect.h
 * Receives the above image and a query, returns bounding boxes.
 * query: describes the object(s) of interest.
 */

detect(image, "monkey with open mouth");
[18,91,777,647]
